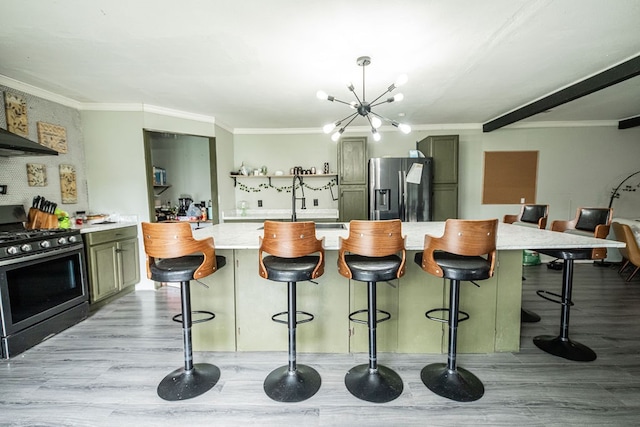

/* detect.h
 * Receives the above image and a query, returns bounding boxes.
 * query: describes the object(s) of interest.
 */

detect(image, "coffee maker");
[178,197,193,216]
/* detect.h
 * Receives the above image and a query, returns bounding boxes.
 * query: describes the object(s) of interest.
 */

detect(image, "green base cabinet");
[84,226,140,304]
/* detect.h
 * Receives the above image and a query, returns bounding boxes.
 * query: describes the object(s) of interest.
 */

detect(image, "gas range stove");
[0,205,82,261]
[0,228,82,260]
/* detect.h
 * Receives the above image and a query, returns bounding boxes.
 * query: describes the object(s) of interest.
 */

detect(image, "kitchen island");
[188,222,624,355]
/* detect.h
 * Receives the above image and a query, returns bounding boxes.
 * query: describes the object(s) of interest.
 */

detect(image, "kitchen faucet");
[291,174,306,222]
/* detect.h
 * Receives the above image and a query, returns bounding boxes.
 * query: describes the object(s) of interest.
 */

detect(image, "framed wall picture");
[26,163,47,187]
[37,122,68,153]
[59,164,77,204]
[4,92,29,137]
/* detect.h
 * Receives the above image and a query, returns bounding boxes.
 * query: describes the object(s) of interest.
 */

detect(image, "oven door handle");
[0,243,84,267]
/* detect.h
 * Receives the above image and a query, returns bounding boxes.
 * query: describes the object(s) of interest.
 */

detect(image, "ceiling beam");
[483,55,640,132]
[619,115,640,130]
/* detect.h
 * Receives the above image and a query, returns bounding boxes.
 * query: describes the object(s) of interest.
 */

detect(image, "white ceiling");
[0,0,639,132]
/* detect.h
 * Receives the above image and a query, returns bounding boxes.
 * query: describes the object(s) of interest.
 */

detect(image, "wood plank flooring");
[2,261,640,426]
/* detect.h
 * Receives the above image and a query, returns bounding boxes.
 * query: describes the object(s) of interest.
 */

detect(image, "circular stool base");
[521,308,541,323]
[157,363,220,401]
[344,364,403,403]
[533,335,597,361]
[421,363,484,402]
[264,364,321,402]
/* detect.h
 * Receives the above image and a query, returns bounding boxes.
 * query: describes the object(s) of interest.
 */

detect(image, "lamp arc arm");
[609,170,640,209]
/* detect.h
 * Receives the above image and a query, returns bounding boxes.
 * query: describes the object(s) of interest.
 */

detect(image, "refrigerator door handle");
[400,170,407,221]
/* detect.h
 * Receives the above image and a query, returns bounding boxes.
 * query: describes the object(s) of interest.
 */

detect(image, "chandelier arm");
[369,111,393,124]
[333,111,359,126]
[330,97,356,107]
[368,88,394,106]
[370,98,395,108]
[340,113,360,133]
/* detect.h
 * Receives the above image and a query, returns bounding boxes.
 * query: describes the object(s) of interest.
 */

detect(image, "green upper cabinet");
[338,136,368,221]
[338,137,368,186]
[417,135,459,220]
[418,134,459,184]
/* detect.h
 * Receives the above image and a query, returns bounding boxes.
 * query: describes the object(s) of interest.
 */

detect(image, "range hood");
[0,127,59,157]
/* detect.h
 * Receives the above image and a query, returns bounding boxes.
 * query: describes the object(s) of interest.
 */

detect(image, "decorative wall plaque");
[59,164,77,204]
[37,122,68,153]
[4,92,29,137]
[26,163,47,187]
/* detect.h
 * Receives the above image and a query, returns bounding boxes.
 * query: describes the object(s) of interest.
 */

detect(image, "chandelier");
[317,56,411,142]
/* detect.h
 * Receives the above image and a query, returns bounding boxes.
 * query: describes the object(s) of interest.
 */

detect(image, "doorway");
[143,130,220,224]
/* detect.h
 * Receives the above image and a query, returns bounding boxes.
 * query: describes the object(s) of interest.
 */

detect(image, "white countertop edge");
[193,222,625,251]
[74,221,139,234]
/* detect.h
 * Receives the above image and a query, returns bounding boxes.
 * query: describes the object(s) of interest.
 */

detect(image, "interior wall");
[233,125,640,224]
[81,109,219,290]
[0,84,89,214]
[232,133,340,212]
[214,124,235,216]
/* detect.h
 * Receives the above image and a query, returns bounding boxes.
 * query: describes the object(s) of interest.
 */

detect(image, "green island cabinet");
[83,225,140,305]
[338,136,368,221]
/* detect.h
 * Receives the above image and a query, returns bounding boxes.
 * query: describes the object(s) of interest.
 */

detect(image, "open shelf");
[229,174,337,186]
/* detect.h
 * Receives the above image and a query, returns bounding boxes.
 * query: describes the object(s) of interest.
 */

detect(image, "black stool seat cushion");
[262,255,320,282]
[150,255,226,283]
[538,248,593,260]
[414,252,491,281]
[345,254,403,282]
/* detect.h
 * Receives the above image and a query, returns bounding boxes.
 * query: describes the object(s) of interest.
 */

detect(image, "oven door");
[0,243,88,337]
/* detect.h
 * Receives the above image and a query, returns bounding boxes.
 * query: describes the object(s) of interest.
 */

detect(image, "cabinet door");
[118,237,140,289]
[338,137,367,185]
[339,185,368,221]
[88,242,119,303]
[417,135,459,184]
[432,183,458,220]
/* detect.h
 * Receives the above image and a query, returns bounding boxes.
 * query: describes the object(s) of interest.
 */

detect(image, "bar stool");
[534,207,612,362]
[414,219,497,402]
[141,221,226,401]
[258,220,324,402]
[338,219,406,403]
[503,203,549,323]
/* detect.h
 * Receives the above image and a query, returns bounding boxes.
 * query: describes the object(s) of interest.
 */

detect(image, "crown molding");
[0,74,83,109]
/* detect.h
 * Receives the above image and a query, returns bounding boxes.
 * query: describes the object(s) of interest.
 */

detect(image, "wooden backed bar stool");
[338,219,406,403]
[258,220,324,402]
[141,221,226,401]
[414,218,497,402]
[534,207,612,361]
[503,203,549,323]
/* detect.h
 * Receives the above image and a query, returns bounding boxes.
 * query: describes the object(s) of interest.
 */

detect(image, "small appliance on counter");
[178,197,193,216]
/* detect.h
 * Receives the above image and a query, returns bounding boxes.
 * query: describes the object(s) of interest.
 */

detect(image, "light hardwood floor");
[2,261,640,426]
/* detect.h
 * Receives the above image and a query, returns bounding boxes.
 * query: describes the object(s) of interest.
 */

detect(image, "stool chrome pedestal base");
[345,364,403,403]
[157,363,220,401]
[421,363,484,402]
[533,335,597,362]
[264,364,321,402]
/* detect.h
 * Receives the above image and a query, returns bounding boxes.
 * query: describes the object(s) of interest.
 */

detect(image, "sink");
[257,223,346,230]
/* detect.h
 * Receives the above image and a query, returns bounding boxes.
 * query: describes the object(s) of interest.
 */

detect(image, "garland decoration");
[237,178,338,193]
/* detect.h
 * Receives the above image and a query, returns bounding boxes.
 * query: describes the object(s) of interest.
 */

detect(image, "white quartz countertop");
[222,208,338,221]
[192,221,625,251]
[73,221,138,234]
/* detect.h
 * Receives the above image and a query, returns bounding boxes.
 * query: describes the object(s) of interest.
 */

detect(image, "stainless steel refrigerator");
[368,157,433,221]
